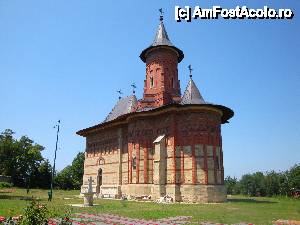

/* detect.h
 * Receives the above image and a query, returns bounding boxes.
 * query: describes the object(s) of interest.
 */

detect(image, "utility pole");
[49,120,60,201]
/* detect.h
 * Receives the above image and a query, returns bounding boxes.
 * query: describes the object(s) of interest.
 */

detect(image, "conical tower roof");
[181,78,206,104]
[140,17,184,62]
[152,20,173,46]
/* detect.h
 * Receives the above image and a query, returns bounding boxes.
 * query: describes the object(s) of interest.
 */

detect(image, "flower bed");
[2,213,300,225]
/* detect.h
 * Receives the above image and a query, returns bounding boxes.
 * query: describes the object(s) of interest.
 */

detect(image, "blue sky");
[0,0,299,178]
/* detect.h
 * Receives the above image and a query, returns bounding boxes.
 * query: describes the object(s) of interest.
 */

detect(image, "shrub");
[19,200,48,225]
[0,182,13,189]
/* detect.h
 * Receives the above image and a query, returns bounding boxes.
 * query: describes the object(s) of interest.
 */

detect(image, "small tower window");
[150,77,154,88]
[215,156,220,170]
[132,157,137,169]
[171,77,174,88]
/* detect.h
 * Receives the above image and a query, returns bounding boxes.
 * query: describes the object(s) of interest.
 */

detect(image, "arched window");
[132,157,137,169]
[150,77,154,88]
[97,157,105,165]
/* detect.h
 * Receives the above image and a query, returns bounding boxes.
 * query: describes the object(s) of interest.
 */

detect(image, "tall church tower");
[138,15,184,110]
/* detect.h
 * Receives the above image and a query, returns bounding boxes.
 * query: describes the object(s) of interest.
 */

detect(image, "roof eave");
[139,45,184,63]
[76,103,234,137]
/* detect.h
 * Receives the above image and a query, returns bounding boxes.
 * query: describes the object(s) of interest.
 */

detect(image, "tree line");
[0,129,84,190]
[225,165,300,197]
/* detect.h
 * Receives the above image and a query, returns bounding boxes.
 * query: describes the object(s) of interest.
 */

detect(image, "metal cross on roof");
[188,64,193,78]
[159,8,164,21]
[131,83,137,94]
[117,89,123,100]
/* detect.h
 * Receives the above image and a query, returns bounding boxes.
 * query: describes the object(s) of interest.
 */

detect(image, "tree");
[226,165,300,197]
[265,171,281,196]
[240,172,266,196]
[70,152,85,189]
[55,152,85,190]
[0,129,17,176]
[225,176,239,195]
[0,129,45,187]
[31,160,52,188]
[288,164,300,191]
[0,129,85,189]
[14,136,44,186]
[55,166,74,190]
[278,171,290,196]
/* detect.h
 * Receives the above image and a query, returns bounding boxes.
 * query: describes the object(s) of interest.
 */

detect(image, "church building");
[77,15,234,203]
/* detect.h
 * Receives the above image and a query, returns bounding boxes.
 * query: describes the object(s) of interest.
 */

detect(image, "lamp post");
[49,120,60,201]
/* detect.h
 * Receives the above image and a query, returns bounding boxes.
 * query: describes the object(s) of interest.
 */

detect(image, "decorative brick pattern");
[81,109,226,202]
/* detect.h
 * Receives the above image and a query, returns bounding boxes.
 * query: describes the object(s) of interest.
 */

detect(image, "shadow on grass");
[0,195,39,201]
[228,198,277,204]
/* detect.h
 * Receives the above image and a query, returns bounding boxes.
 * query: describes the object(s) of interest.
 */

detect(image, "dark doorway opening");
[96,168,102,194]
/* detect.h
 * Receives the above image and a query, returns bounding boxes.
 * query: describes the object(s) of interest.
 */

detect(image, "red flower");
[0,216,5,222]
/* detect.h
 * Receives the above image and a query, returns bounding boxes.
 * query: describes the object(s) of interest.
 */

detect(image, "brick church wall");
[82,128,121,192]
[82,107,226,202]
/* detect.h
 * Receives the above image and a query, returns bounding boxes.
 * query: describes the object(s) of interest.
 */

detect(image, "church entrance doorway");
[96,168,102,194]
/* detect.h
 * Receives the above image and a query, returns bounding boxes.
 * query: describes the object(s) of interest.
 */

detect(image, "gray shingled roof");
[152,20,173,46]
[140,19,184,63]
[104,95,137,122]
[181,78,206,104]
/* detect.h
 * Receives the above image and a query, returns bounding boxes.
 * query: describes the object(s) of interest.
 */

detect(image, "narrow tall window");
[215,156,220,170]
[132,157,137,169]
[150,77,154,88]
[171,77,174,88]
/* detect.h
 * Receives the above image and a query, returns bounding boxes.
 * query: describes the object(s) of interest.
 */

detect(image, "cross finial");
[53,120,61,129]
[117,89,123,100]
[159,8,164,21]
[88,176,94,183]
[131,83,137,94]
[87,176,94,193]
[188,64,193,78]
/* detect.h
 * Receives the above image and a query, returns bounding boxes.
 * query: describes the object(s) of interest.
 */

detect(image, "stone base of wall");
[121,184,152,197]
[165,184,182,202]
[180,184,227,203]
[80,183,226,203]
[151,184,166,199]
[120,184,226,203]
[100,185,121,198]
[80,184,122,198]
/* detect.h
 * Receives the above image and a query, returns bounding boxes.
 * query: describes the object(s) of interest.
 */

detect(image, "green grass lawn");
[0,188,299,225]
